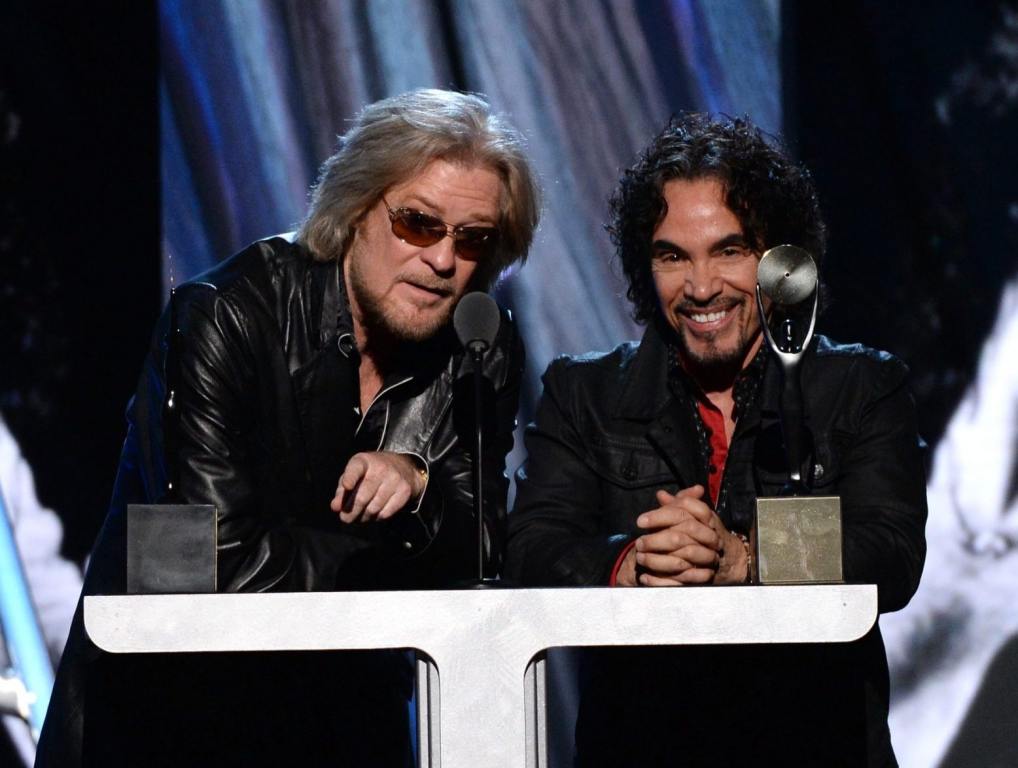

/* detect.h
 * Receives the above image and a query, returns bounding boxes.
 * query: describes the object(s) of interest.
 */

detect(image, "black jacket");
[149,236,521,591]
[37,237,524,766]
[506,321,927,767]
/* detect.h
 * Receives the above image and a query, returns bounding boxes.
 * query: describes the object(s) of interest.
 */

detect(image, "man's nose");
[419,235,456,274]
[683,260,722,302]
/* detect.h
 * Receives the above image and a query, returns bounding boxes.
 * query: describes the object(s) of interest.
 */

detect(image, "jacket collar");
[616,320,782,421]
[312,256,356,357]
[614,320,674,421]
[614,320,783,489]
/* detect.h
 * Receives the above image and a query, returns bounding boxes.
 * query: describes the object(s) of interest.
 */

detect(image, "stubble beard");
[346,252,452,344]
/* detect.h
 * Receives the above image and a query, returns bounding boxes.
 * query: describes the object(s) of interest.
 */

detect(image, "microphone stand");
[452,291,505,588]
[464,342,507,589]
[469,342,487,584]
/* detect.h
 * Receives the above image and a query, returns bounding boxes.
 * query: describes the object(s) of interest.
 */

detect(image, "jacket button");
[403,541,413,550]
[622,467,637,481]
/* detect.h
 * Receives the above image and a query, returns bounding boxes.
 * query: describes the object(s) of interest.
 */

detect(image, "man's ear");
[343,200,376,246]
[337,216,365,262]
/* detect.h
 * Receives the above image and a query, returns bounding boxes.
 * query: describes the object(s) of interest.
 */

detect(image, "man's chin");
[378,305,451,343]
[677,332,745,372]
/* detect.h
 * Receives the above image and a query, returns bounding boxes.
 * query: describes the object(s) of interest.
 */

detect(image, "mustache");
[399,274,454,295]
[674,297,742,313]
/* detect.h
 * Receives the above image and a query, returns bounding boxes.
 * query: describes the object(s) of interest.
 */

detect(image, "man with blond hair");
[39,88,540,767]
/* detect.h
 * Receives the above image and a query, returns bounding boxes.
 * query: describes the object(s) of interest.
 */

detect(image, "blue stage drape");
[154,4,1018,767]
[159,0,782,432]
[159,6,781,761]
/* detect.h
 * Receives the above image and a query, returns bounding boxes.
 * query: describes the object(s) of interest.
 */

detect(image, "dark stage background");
[1,2,1016,766]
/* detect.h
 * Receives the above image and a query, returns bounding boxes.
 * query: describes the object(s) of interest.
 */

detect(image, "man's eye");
[651,251,686,271]
[719,247,747,259]
[459,227,494,243]
[406,211,442,230]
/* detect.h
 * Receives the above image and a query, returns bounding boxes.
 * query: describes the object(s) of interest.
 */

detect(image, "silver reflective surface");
[85,586,877,768]
[758,244,818,306]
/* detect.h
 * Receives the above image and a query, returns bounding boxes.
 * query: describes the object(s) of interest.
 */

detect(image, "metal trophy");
[752,245,843,585]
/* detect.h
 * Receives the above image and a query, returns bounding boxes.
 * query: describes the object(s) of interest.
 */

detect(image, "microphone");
[454,292,501,354]
[452,292,502,586]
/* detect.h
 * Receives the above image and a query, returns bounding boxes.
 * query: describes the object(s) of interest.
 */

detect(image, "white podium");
[84,585,876,768]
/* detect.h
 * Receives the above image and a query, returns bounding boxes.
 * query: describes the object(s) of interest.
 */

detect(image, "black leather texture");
[37,236,524,766]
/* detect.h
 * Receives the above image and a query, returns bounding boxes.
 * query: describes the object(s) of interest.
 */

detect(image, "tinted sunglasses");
[383,197,500,261]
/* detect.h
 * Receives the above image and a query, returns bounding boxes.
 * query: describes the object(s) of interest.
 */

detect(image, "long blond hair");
[297,89,540,286]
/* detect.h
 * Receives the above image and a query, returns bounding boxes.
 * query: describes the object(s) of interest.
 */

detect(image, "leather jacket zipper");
[355,375,413,444]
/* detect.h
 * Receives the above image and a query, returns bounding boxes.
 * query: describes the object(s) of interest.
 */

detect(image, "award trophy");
[752,245,843,584]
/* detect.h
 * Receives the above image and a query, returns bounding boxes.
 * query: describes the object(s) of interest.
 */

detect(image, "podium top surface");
[85,584,877,657]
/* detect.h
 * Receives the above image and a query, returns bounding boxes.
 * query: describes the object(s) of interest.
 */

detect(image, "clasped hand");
[624,484,746,586]
[330,451,426,523]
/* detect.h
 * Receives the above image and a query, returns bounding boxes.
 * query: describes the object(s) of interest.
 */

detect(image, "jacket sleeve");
[836,358,928,613]
[161,284,360,592]
[392,320,523,585]
[505,358,632,586]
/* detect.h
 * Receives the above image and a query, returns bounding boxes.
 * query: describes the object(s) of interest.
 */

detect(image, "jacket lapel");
[615,323,703,489]
[373,331,458,456]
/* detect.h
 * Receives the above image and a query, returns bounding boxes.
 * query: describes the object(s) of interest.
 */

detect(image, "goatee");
[347,256,453,344]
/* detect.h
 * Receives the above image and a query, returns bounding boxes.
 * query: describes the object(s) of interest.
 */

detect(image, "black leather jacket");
[128,235,520,591]
[37,236,523,766]
[506,321,927,766]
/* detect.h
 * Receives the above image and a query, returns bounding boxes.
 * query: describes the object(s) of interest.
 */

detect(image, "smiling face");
[343,159,503,346]
[651,177,768,378]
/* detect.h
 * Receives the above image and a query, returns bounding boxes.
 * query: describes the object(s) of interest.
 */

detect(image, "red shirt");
[696,397,729,508]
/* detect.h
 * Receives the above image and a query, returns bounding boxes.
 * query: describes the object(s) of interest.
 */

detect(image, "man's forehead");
[654,178,745,238]
[387,159,503,217]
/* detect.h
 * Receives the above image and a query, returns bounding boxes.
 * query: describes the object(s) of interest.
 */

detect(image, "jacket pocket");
[587,437,676,490]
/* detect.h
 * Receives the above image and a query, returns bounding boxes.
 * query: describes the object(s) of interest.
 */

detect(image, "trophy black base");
[453,577,511,589]
[126,504,217,594]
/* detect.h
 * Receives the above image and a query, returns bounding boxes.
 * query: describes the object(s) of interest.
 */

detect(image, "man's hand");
[619,485,748,586]
[330,451,427,524]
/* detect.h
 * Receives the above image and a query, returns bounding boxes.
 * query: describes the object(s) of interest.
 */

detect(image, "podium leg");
[524,652,548,767]
[416,654,441,768]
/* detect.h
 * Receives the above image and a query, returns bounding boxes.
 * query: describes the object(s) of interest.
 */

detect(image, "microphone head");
[453,291,501,351]
[757,245,818,306]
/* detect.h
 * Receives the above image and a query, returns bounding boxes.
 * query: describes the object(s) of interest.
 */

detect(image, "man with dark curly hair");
[507,114,927,766]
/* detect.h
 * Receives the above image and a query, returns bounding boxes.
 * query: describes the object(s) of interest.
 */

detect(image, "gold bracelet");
[736,533,753,584]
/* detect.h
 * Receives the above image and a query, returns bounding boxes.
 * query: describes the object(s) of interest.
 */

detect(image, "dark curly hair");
[608,113,827,324]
